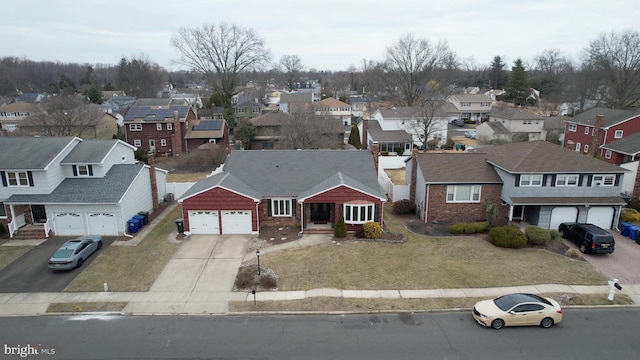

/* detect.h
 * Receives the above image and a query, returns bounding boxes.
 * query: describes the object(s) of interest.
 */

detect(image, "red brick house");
[123,98,197,156]
[183,118,230,152]
[563,107,640,165]
[178,150,386,234]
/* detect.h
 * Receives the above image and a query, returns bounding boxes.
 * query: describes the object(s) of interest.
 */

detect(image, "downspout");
[255,201,260,234]
[299,201,304,235]
[424,184,429,221]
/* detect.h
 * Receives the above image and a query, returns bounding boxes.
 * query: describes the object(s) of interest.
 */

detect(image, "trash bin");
[128,218,141,233]
[175,218,184,234]
[133,215,145,228]
[630,226,639,241]
[137,211,149,225]
[621,222,632,237]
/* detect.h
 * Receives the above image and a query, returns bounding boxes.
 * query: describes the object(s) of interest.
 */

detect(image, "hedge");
[488,226,527,248]
[449,221,490,235]
[525,226,552,246]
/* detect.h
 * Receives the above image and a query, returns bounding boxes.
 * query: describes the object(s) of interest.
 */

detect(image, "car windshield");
[52,249,74,259]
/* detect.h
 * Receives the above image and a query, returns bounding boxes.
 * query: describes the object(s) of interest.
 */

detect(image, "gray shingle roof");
[5,164,144,204]
[61,139,122,164]
[179,172,262,201]
[489,108,546,120]
[600,132,640,155]
[298,172,385,200]
[0,137,78,169]
[568,107,639,127]
[367,120,412,142]
[414,152,502,184]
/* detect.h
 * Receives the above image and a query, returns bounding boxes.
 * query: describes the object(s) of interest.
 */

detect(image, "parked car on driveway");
[451,119,464,127]
[464,130,476,139]
[472,293,562,330]
[558,223,615,254]
[48,236,103,271]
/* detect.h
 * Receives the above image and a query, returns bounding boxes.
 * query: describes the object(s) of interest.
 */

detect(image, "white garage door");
[221,210,252,234]
[55,212,84,236]
[549,207,578,230]
[587,207,614,229]
[88,212,118,236]
[188,211,219,234]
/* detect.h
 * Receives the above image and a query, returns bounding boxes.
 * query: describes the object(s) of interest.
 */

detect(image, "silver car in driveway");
[48,236,103,271]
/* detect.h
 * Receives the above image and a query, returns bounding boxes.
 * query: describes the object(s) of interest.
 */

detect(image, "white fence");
[166,182,196,200]
[621,161,638,197]
[378,155,411,202]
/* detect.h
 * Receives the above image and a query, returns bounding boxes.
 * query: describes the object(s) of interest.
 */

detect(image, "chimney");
[588,114,604,157]
[372,142,379,175]
[148,152,159,211]
[172,110,183,155]
[361,119,368,150]
[410,147,418,203]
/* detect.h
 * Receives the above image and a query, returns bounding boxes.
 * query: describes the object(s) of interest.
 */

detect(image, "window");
[134,139,141,147]
[6,172,29,186]
[344,203,375,224]
[271,199,293,217]
[129,124,142,131]
[77,165,90,176]
[585,127,590,135]
[160,139,167,146]
[462,102,470,107]
[481,102,490,107]
[556,174,579,186]
[592,174,615,186]
[520,175,542,187]
[446,185,481,202]
[208,139,217,144]
[605,150,612,159]
[167,123,173,130]
[156,123,162,131]
[615,130,623,138]
[568,124,577,132]
[0,202,6,217]
[523,120,531,125]
[584,144,589,153]
[575,142,581,151]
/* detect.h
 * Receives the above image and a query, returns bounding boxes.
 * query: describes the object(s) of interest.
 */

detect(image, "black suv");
[558,223,615,254]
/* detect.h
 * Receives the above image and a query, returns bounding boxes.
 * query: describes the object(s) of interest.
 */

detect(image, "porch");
[6,204,52,239]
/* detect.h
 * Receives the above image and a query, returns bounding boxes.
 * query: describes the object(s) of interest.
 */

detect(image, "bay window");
[344,203,375,224]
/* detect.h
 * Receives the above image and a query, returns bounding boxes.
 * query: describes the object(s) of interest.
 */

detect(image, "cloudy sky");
[3,0,638,72]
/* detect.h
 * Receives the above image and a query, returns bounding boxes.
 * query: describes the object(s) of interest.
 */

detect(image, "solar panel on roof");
[193,120,222,131]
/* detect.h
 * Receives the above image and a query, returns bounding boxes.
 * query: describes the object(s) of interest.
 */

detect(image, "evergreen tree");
[334,210,347,238]
[347,123,361,149]
[505,59,529,106]
[488,56,507,89]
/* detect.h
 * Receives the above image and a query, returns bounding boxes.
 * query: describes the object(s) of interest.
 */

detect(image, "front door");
[310,203,331,223]
[149,139,156,152]
[31,205,47,223]
[512,205,524,221]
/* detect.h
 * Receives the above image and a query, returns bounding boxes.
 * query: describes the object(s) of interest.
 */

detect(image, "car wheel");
[77,258,84,268]
[540,317,554,328]
[491,319,505,330]
[579,244,587,253]
[97,241,103,249]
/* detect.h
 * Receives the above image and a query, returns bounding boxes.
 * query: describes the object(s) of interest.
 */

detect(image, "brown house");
[18,110,119,139]
[249,111,288,150]
[183,118,230,151]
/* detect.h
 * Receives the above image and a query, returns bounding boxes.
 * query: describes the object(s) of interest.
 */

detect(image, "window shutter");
[0,171,6,187]
[542,175,548,187]
[549,175,555,187]
[578,175,583,186]
[267,199,272,216]
[291,199,296,216]
[374,204,380,222]
[72,165,78,176]
[615,174,621,186]
[27,171,34,187]
[586,175,592,187]
[88,165,94,176]
[514,175,520,187]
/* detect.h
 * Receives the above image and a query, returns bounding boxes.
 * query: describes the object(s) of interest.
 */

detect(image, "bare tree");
[117,54,166,98]
[280,107,344,149]
[585,29,640,109]
[21,96,103,137]
[277,55,304,91]
[381,33,454,107]
[172,23,270,106]
[530,49,575,114]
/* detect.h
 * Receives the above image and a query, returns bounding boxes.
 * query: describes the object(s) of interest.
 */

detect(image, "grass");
[0,240,33,270]
[63,206,183,292]
[166,171,209,182]
[47,302,127,313]
[384,169,405,185]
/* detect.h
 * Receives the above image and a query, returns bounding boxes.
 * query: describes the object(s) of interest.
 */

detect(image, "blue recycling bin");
[629,226,639,241]
[127,218,141,233]
[621,222,632,237]
[133,215,145,228]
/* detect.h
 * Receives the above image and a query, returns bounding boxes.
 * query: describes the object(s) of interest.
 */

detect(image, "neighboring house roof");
[280,93,313,104]
[490,108,546,120]
[543,116,566,130]
[480,140,626,174]
[61,139,133,164]
[184,119,227,139]
[319,97,350,108]
[234,101,264,108]
[250,111,289,126]
[449,94,492,102]
[567,107,639,127]
[600,132,640,156]
[124,103,191,123]
[414,152,502,184]
[367,120,412,142]
[378,107,422,119]
[0,136,78,170]
[0,102,44,113]
[481,121,510,134]
[5,164,145,204]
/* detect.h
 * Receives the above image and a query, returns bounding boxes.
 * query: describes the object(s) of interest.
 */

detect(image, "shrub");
[258,274,278,290]
[234,266,256,289]
[549,229,561,241]
[392,199,416,215]
[490,217,509,227]
[525,226,552,246]
[334,211,347,238]
[620,208,640,223]
[394,146,404,156]
[363,222,382,239]
[565,248,582,259]
[380,150,389,156]
[488,226,527,248]
[485,203,499,224]
[354,226,365,238]
[448,223,465,235]
[449,221,489,235]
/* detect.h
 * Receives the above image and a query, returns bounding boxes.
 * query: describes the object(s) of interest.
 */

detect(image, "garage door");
[587,207,614,229]
[221,210,252,234]
[54,213,84,236]
[88,212,118,236]
[188,211,219,234]
[549,207,578,230]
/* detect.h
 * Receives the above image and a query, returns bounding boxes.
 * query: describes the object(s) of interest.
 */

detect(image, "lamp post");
[256,249,261,275]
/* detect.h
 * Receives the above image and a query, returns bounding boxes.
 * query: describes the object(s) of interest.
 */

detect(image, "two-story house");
[407,141,627,229]
[178,149,386,235]
[183,118,230,151]
[0,102,45,134]
[563,107,640,164]
[446,94,492,122]
[123,98,197,156]
[233,101,265,122]
[248,111,344,150]
[18,109,119,139]
[279,93,315,113]
[0,137,167,239]
[316,97,352,126]
[476,107,548,142]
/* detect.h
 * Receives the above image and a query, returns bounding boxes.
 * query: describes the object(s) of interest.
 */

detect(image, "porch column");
[9,204,16,238]
[300,202,304,234]
[508,204,514,221]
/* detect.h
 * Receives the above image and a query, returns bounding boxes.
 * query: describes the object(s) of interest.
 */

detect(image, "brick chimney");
[410,147,418,203]
[372,142,379,175]
[361,119,368,150]
[148,152,159,211]
[588,114,604,157]
[172,110,183,156]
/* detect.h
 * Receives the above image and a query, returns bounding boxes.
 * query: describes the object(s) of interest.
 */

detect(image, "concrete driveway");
[563,231,640,284]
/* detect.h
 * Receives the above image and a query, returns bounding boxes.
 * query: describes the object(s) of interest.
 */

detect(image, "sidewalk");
[1,204,639,316]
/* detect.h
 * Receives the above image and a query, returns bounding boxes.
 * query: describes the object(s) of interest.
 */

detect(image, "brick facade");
[424,184,506,223]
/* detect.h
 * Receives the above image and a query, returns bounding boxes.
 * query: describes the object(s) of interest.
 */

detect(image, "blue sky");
[2,0,638,72]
